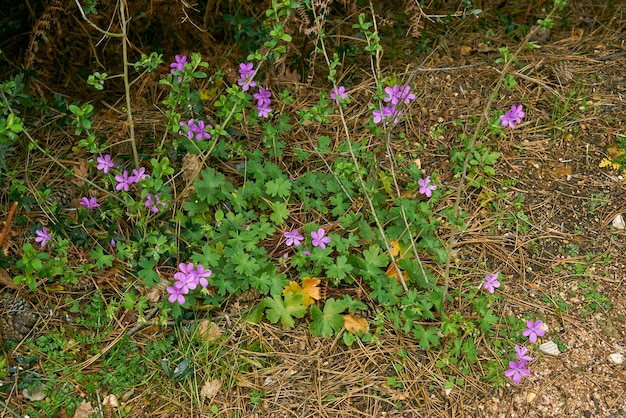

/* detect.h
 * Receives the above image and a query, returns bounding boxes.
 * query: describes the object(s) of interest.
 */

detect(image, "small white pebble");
[612,213,625,230]
[526,391,537,403]
[539,341,560,356]
[609,353,624,365]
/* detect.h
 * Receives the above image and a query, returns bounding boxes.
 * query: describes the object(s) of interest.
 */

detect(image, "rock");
[612,213,625,230]
[539,341,560,356]
[608,353,624,365]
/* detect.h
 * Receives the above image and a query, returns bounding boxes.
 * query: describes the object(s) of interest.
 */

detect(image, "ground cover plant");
[1,0,626,416]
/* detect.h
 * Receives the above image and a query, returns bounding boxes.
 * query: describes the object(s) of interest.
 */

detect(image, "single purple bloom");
[193,264,212,288]
[174,270,197,293]
[110,239,116,248]
[284,229,304,247]
[257,104,272,118]
[129,167,149,183]
[504,360,531,384]
[170,55,187,82]
[115,170,132,191]
[330,86,348,104]
[96,154,114,173]
[79,197,100,209]
[418,176,437,197]
[253,88,272,107]
[170,55,187,73]
[167,284,186,304]
[35,227,51,248]
[384,85,401,105]
[190,120,212,141]
[397,85,416,104]
[373,106,401,125]
[522,319,546,343]
[514,345,533,363]
[311,228,331,249]
[303,250,311,256]
[499,112,517,128]
[483,272,500,293]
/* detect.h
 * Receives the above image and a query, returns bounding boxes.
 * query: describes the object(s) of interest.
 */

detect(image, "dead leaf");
[72,400,98,418]
[388,240,400,257]
[196,320,222,342]
[386,264,408,284]
[22,387,46,401]
[103,393,119,409]
[0,268,19,289]
[571,27,583,40]
[200,378,221,399]
[282,278,321,307]
[72,160,88,187]
[343,314,368,333]
[459,45,472,55]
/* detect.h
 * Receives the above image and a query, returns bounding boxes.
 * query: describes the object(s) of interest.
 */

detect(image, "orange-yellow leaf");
[389,240,401,257]
[282,281,302,296]
[301,277,321,302]
[343,314,368,333]
[386,263,408,284]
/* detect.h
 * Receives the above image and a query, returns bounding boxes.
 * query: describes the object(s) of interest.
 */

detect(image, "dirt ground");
[1,0,626,417]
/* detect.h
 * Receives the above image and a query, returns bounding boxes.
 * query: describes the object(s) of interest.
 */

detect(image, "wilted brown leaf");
[343,314,368,333]
[73,400,98,418]
[0,268,19,289]
[196,320,222,342]
[200,378,221,399]
[282,277,320,307]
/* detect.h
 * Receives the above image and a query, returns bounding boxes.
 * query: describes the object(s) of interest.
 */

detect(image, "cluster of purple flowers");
[282,227,332,258]
[237,62,257,92]
[482,272,546,384]
[500,104,525,128]
[504,320,546,384]
[145,193,166,213]
[179,118,212,141]
[113,166,150,192]
[166,262,212,305]
[373,84,416,126]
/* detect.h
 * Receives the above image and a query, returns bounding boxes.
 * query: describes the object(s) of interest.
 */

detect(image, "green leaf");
[413,325,440,349]
[326,255,353,281]
[264,293,307,328]
[309,298,347,337]
[137,257,160,287]
[362,245,389,268]
[270,201,290,225]
[90,246,114,269]
[265,177,292,198]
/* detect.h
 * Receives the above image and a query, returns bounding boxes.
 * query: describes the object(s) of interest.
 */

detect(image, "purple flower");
[418,176,436,197]
[110,239,116,247]
[181,119,212,141]
[303,250,311,256]
[483,272,500,293]
[257,104,272,118]
[284,229,304,247]
[373,105,401,125]
[79,197,100,209]
[384,85,415,106]
[96,154,114,173]
[174,269,197,294]
[311,228,331,249]
[167,284,186,304]
[237,62,257,91]
[330,86,348,104]
[145,193,166,213]
[254,88,272,107]
[129,167,149,183]
[500,104,525,128]
[193,264,212,288]
[504,360,530,384]
[35,227,51,248]
[170,55,187,82]
[115,170,132,191]
[522,320,546,343]
[514,345,533,363]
